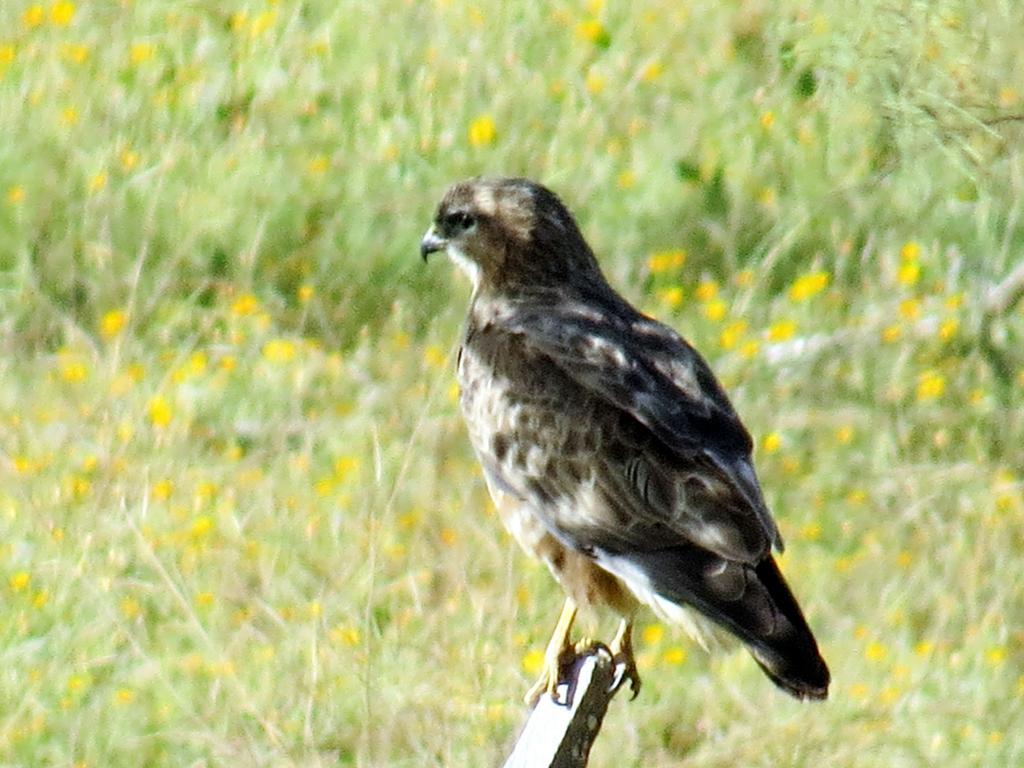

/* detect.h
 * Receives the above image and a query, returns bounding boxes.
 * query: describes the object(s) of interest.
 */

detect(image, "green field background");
[1,0,1023,765]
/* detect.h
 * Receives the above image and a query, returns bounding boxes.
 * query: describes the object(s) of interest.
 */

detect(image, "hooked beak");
[420,225,446,262]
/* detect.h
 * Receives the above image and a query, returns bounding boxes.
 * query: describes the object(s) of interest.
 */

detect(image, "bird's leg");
[609,617,641,700]
[524,597,578,706]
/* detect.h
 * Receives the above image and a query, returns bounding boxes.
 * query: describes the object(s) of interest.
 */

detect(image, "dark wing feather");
[596,545,830,699]
[496,293,783,556]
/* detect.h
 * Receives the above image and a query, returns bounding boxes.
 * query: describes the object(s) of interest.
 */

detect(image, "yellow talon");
[524,598,578,706]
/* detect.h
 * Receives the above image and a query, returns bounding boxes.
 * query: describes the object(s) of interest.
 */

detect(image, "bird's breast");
[456,329,614,532]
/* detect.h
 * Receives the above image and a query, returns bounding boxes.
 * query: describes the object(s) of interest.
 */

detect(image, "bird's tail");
[615,546,830,700]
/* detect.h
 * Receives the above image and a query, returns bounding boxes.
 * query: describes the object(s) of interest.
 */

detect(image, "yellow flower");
[801,522,823,541]
[6,186,25,204]
[9,571,30,592]
[59,356,89,383]
[864,641,888,663]
[307,155,329,175]
[900,241,920,261]
[13,456,38,474]
[50,1,76,25]
[190,516,213,539]
[897,262,920,286]
[262,338,296,363]
[641,60,663,82]
[641,624,664,645]
[788,270,829,301]
[647,249,686,274]
[331,625,361,646]
[985,646,1006,667]
[250,10,277,37]
[847,682,870,702]
[195,591,215,608]
[702,299,727,322]
[695,280,718,302]
[468,114,496,147]
[60,106,79,125]
[88,172,107,193]
[739,339,760,359]
[334,456,360,480]
[297,284,314,303]
[0,44,15,66]
[916,370,945,401]
[120,148,139,172]
[68,475,91,499]
[762,432,781,454]
[148,395,173,428]
[59,42,90,63]
[719,320,747,350]
[575,19,609,46]
[759,110,775,130]
[616,169,636,189]
[938,318,958,341]
[231,294,259,316]
[898,297,920,320]
[423,344,447,369]
[835,425,854,444]
[113,688,135,705]
[767,319,797,342]
[188,351,207,376]
[881,324,902,343]
[657,287,683,308]
[153,479,177,503]
[585,69,605,94]
[23,5,45,28]
[914,641,934,657]
[120,597,141,618]
[130,42,154,64]
[521,648,545,675]
[662,647,687,665]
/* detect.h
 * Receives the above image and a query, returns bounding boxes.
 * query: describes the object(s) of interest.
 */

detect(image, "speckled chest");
[455,316,605,505]
[457,322,554,466]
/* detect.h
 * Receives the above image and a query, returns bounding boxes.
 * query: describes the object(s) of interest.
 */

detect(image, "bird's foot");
[573,635,598,655]
[609,619,641,700]
[524,639,579,707]
[524,598,580,707]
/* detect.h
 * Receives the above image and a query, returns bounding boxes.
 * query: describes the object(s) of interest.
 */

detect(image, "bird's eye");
[443,211,476,232]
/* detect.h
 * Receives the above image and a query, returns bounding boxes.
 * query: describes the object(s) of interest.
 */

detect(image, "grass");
[1,0,1023,765]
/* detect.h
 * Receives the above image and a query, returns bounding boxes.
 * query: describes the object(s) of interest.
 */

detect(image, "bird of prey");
[421,177,829,704]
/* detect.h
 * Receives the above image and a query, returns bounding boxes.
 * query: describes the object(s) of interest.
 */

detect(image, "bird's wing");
[482,296,828,699]
[495,294,783,559]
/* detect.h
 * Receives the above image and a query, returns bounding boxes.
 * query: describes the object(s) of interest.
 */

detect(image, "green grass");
[1,0,1023,765]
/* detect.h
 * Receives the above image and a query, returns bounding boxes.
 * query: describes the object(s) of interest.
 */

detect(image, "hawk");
[421,177,829,704]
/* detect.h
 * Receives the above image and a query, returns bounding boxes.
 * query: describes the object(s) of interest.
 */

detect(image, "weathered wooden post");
[502,645,624,768]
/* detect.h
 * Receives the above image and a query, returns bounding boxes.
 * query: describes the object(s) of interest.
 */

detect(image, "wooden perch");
[502,646,623,768]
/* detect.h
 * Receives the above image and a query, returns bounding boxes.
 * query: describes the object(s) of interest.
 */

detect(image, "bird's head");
[421,177,601,292]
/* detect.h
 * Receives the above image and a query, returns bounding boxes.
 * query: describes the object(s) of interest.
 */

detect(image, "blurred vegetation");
[1,0,1022,765]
